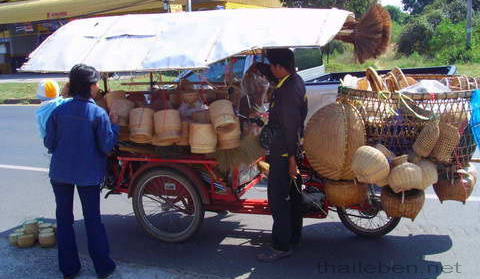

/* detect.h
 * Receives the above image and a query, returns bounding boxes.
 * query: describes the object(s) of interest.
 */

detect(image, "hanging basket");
[381,187,425,221]
[430,122,460,163]
[217,118,241,150]
[392,155,408,166]
[375,143,395,161]
[412,120,440,157]
[388,162,423,193]
[324,180,368,208]
[176,121,190,146]
[105,90,126,109]
[351,146,390,184]
[433,174,475,204]
[304,102,366,180]
[209,99,237,133]
[189,123,217,154]
[414,160,438,190]
[110,99,135,127]
[129,108,154,144]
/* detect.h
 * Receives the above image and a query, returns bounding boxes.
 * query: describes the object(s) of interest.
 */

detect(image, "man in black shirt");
[257,48,308,262]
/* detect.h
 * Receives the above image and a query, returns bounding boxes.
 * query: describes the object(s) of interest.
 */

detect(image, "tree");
[280,0,376,16]
[401,0,434,14]
[385,5,408,23]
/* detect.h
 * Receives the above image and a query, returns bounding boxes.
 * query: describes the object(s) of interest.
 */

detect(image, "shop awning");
[0,0,282,25]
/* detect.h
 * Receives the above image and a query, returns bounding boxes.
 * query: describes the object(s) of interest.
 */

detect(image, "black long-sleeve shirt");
[268,73,307,157]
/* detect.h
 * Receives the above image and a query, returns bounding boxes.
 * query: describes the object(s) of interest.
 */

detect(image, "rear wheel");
[337,185,401,238]
[132,169,204,242]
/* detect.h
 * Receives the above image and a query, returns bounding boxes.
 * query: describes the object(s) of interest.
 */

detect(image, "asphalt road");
[1,105,480,279]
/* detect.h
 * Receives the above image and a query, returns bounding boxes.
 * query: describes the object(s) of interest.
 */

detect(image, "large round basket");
[433,174,475,204]
[110,99,135,127]
[176,121,190,146]
[351,146,390,184]
[181,92,200,105]
[105,90,126,109]
[304,102,366,180]
[192,110,211,123]
[209,99,236,132]
[217,118,241,150]
[381,187,425,221]
[388,162,423,193]
[412,120,440,157]
[324,180,368,208]
[129,108,154,144]
[189,123,217,154]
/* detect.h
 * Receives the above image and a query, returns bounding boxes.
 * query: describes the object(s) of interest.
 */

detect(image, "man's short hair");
[266,48,295,73]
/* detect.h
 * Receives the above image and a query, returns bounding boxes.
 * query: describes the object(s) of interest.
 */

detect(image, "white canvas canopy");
[20,8,354,73]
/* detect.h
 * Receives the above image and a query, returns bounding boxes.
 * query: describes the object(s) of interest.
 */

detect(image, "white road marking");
[0,164,48,173]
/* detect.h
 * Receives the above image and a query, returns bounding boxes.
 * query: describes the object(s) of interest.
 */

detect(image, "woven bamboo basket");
[375,143,395,161]
[304,103,366,180]
[189,123,217,154]
[217,118,241,150]
[105,90,126,109]
[110,99,135,127]
[209,99,237,132]
[9,233,19,246]
[388,162,423,193]
[351,146,390,184]
[339,86,476,177]
[391,67,409,89]
[466,164,478,185]
[357,77,371,90]
[176,121,190,146]
[392,155,408,166]
[415,160,438,190]
[324,180,368,208]
[38,232,56,248]
[430,122,460,163]
[192,110,211,123]
[366,67,386,92]
[381,187,425,220]
[17,234,36,248]
[153,109,181,141]
[119,126,129,142]
[129,108,154,144]
[412,120,440,157]
[433,174,475,204]
[408,151,422,164]
[23,220,38,234]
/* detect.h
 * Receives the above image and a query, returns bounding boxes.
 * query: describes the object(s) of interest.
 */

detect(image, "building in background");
[0,0,282,74]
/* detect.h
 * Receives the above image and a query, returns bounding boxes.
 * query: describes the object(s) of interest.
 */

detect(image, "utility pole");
[187,0,192,12]
[467,0,472,50]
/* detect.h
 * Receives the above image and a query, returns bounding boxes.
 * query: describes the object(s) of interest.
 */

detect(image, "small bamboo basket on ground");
[189,123,217,154]
[129,108,154,144]
[381,187,425,220]
[324,180,368,208]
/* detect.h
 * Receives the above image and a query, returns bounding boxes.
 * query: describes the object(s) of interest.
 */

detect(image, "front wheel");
[337,186,401,238]
[132,168,205,242]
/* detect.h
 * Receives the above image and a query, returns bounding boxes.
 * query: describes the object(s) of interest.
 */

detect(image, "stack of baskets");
[9,219,56,248]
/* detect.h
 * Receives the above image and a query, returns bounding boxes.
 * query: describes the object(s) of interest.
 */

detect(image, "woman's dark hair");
[266,48,295,73]
[68,64,100,99]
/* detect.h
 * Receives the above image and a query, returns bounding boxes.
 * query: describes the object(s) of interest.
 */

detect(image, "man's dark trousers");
[267,152,303,252]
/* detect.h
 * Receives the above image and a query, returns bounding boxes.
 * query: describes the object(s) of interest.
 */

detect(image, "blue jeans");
[51,180,115,277]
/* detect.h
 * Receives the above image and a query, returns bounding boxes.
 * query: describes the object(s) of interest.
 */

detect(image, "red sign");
[47,11,68,18]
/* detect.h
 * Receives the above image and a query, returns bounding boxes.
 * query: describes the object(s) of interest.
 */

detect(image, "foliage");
[385,5,408,24]
[280,0,375,16]
[293,48,324,70]
[401,0,435,14]
[397,17,433,55]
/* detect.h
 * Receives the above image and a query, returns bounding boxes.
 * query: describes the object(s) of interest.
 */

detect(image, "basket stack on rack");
[305,66,480,219]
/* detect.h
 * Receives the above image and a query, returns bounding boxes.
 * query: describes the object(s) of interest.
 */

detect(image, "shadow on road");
[2,212,454,279]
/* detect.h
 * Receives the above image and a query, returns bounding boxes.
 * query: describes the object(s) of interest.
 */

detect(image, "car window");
[185,57,247,83]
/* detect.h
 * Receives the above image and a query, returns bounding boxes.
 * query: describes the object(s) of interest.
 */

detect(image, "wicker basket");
[304,103,366,180]
[324,180,368,208]
[415,160,438,190]
[17,234,36,248]
[392,67,409,89]
[38,232,56,248]
[153,110,181,142]
[357,78,371,90]
[430,122,460,163]
[110,99,135,127]
[217,118,241,150]
[433,174,475,204]
[381,187,425,220]
[351,146,390,184]
[105,90,126,109]
[412,120,440,157]
[366,67,386,92]
[388,162,423,193]
[375,143,395,161]
[392,155,408,166]
[209,99,236,132]
[408,151,422,164]
[129,108,154,144]
[176,121,190,146]
[189,123,217,154]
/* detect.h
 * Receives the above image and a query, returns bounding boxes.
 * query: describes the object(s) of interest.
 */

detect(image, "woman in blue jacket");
[44,64,118,279]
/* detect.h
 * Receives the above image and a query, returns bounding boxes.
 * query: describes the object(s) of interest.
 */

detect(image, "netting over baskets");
[339,86,476,177]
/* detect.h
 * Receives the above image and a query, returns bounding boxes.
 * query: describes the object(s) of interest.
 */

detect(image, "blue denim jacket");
[44,98,119,186]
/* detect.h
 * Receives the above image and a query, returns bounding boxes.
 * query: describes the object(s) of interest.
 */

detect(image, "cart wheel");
[132,168,204,242]
[337,185,401,238]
